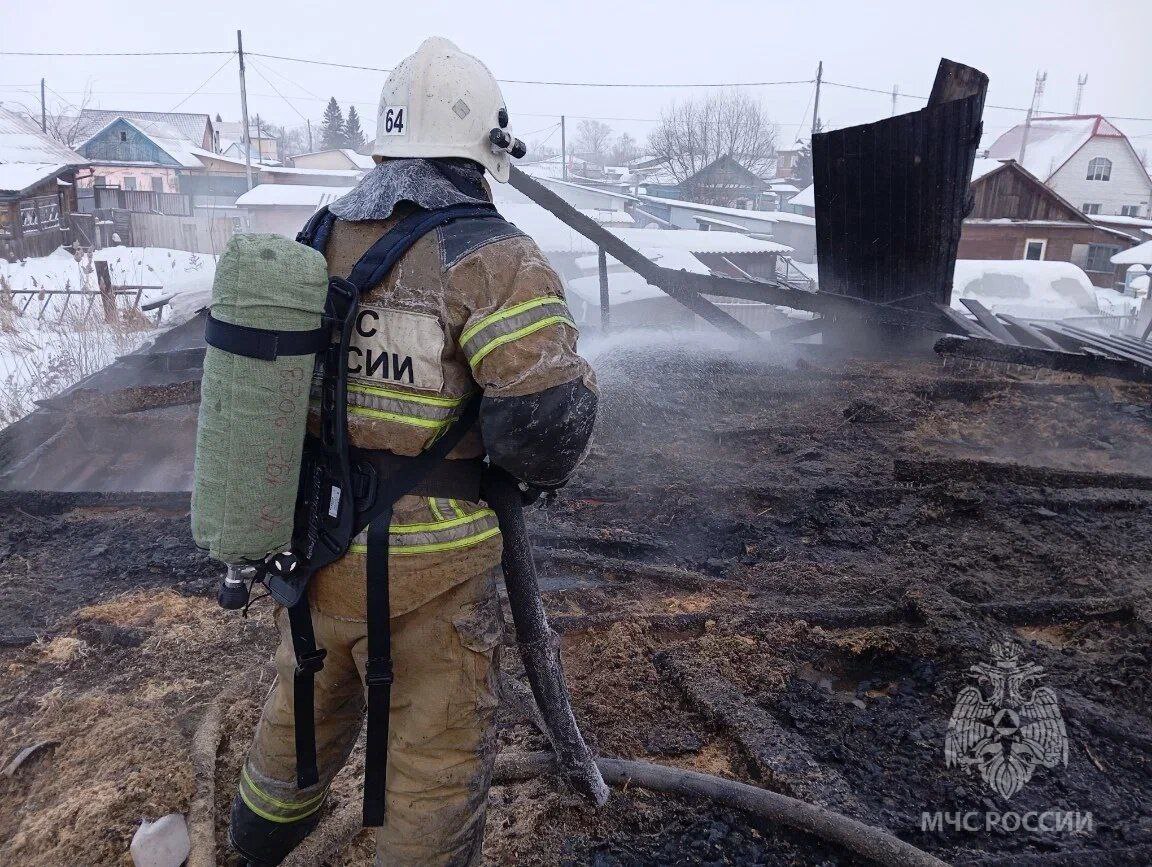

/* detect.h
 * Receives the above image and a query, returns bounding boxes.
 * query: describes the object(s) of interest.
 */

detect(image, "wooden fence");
[127,212,236,254]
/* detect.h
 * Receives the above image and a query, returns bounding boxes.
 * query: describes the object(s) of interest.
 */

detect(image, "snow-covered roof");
[952,259,1100,320]
[578,208,635,226]
[567,271,676,306]
[694,216,752,232]
[0,163,71,194]
[0,107,87,193]
[970,158,1010,182]
[641,194,816,226]
[260,165,363,179]
[339,149,375,169]
[1092,214,1152,230]
[790,184,815,209]
[78,109,211,149]
[80,116,204,168]
[1111,240,1152,266]
[236,184,351,208]
[613,227,790,256]
[985,115,1122,181]
[538,176,639,203]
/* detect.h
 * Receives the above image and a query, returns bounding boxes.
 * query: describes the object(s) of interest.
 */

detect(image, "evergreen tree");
[344,106,366,151]
[320,98,347,150]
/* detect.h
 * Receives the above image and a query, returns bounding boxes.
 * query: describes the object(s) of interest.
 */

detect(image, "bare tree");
[608,132,640,166]
[14,84,96,149]
[574,119,613,163]
[647,89,778,183]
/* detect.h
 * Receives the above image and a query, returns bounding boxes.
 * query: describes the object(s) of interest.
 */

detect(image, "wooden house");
[0,107,89,260]
[958,159,1137,288]
[985,115,1151,220]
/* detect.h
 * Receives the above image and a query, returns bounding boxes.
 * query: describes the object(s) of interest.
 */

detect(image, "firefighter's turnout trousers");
[231,567,503,866]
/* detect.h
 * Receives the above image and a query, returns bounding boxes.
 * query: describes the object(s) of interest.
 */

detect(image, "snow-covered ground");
[0,246,216,426]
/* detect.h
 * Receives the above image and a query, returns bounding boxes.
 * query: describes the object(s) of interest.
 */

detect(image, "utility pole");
[811,61,823,139]
[1017,70,1047,166]
[237,29,254,191]
[1073,74,1088,114]
[306,119,314,152]
[39,78,46,132]
[561,115,568,181]
[255,114,263,164]
[890,83,899,117]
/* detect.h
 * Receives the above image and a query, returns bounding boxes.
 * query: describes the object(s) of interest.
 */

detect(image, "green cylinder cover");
[192,234,330,564]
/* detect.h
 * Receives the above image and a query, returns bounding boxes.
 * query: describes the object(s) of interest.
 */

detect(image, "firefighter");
[227,36,597,866]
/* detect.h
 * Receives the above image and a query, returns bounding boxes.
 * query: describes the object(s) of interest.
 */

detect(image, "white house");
[986,115,1152,219]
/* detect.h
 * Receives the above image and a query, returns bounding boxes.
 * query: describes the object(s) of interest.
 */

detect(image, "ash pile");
[1,326,1150,866]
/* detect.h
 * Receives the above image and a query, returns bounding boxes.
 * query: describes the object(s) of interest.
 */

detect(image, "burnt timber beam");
[934,334,1152,383]
[894,456,1152,491]
[509,167,961,337]
[508,167,759,340]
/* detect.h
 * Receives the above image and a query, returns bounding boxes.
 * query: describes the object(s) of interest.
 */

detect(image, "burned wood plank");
[959,299,1019,345]
[654,651,879,823]
[544,550,731,592]
[934,335,1152,383]
[894,456,1152,491]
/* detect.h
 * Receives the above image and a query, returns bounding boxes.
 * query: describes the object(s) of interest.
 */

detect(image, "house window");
[123,177,137,191]
[151,176,164,193]
[1084,244,1121,273]
[1085,157,1112,181]
[1119,205,1142,217]
[119,130,128,143]
[1082,203,1101,215]
[1024,239,1047,261]
[93,175,107,187]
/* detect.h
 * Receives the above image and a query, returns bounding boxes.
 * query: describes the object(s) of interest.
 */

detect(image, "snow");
[790,184,815,208]
[613,227,790,256]
[952,260,1100,320]
[1092,214,1152,229]
[0,107,88,167]
[236,184,352,208]
[985,117,1099,181]
[576,247,711,275]
[578,208,635,226]
[1111,240,1152,266]
[641,194,816,226]
[0,246,216,425]
[970,158,1010,182]
[340,149,376,169]
[0,163,69,194]
[567,271,670,306]
[694,216,751,232]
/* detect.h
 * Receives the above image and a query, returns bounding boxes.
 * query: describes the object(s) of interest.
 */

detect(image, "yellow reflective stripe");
[460,296,565,346]
[447,498,463,518]
[348,406,448,428]
[239,789,324,824]
[469,315,574,367]
[388,508,496,533]
[347,384,468,408]
[351,524,502,555]
[239,767,326,822]
[428,497,446,521]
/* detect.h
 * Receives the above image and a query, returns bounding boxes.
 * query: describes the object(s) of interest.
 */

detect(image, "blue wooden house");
[78,117,204,193]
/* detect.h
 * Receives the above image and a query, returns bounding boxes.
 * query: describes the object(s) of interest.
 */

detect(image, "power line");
[0,49,233,57]
[168,54,234,112]
[247,58,312,124]
[249,52,815,88]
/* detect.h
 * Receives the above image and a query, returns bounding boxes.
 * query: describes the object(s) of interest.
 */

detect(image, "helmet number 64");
[382,106,406,135]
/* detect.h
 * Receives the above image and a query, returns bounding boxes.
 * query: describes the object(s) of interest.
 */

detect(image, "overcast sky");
[2,0,1150,155]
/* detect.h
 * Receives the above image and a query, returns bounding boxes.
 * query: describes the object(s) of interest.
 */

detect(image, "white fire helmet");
[372,37,525,183]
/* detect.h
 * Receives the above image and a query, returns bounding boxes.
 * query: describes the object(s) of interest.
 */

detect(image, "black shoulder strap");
[345,204,503,290]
